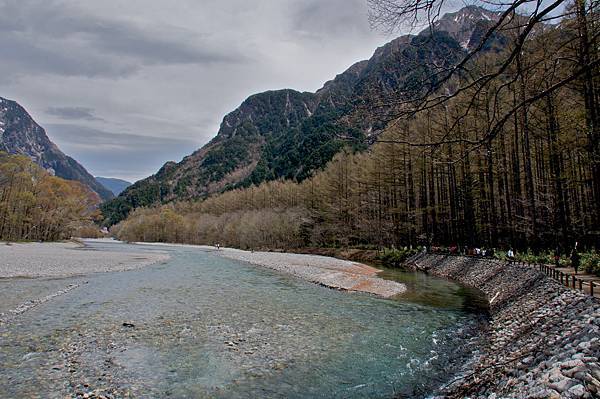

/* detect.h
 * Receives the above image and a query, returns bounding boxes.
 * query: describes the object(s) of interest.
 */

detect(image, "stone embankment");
[407,253,600,399]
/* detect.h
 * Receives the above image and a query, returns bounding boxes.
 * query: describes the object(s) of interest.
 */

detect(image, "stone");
[563,365,589,378]
[560,360,584,369]
[578,341,592,351]
[550,378,577,393]
[529,388,561,399]
[549,367,564,382]
[567,384,586,397]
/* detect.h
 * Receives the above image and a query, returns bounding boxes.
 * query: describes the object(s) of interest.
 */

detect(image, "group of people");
[428,242,583,274]
[468,247,496,258]
[428,245,496,257]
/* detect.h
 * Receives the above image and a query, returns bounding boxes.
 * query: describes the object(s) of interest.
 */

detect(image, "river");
[0,241,486,398]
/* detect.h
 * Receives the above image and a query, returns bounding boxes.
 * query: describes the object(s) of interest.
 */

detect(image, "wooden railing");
[509,260,598,298]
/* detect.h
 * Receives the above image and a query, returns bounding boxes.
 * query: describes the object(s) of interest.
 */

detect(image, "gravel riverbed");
[134,242,406,297]
[0,240,169,326]
[0,240,170,278]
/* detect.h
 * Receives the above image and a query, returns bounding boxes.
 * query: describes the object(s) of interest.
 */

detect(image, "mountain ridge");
[0,97,114,201]
[102,5,501,225]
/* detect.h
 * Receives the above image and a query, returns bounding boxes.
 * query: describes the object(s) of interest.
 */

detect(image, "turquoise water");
[0,242,485,398]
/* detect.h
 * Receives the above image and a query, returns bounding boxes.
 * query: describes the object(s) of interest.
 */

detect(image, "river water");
[0,241,486,398]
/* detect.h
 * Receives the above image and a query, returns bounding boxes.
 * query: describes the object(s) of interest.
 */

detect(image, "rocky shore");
[407,253,600,399]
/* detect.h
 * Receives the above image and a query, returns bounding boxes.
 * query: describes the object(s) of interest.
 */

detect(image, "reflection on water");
[378,267,489,313]
[0,242,486,398]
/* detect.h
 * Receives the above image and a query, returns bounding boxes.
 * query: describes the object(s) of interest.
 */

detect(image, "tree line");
[0,153,100,241]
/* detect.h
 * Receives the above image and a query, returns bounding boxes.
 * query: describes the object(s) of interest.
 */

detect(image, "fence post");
[591,282,595,297]
[579,279,583,291]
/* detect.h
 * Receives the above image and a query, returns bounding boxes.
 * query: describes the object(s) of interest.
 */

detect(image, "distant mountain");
[96,177,132,196]
[102,6,501,225]
[0,97,114,201]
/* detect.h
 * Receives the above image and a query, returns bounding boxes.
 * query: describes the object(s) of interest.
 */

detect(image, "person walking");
[570,243,580,275]
[554,246,561,268]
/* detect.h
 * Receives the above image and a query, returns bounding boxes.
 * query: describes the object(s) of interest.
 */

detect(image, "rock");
[563,365,589,378]
[550,377,577,393]
[122,322,135,328]
[529,388,561,398]
[560,360,585,370]
[549,367,564,382]
[567,384,586,397]
[578,341,592,350]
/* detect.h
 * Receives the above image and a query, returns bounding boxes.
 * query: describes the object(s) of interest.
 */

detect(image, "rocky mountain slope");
[96,177,132,196]
[102,6,500,225]
[0,97,114,201]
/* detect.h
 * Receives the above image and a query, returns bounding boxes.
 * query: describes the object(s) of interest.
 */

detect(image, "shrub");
[377,247,419,267]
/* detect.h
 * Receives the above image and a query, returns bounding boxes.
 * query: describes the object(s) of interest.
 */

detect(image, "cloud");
[45,106,102,121]
[0,0,247,81]
[290,0,373,40]
[45,124,201,182]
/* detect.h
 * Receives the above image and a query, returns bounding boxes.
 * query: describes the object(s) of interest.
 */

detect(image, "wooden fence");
[509,260,598,298]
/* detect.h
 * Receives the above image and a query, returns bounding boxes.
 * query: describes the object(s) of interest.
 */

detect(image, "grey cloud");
[45,106,102,121]
[290,0,372,39]
[45,124,201,181]
[0,0,247,81]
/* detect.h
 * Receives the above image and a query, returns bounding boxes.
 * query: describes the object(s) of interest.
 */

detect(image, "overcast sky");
[0,0,407,182]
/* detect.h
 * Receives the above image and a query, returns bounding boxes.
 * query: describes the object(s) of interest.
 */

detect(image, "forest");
[112,0,599,269]
[0,153,100,241]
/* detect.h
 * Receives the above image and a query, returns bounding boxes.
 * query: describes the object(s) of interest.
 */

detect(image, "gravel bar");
[0,240,170,278]
[135,242,407,298]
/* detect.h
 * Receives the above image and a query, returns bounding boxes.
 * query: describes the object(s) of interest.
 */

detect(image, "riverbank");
[407,253,600,398]
[0,240,170,325]
[0,240,169,278]
[133,242,406,297]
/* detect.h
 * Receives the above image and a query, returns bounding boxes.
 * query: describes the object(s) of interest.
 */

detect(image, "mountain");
[96,177,132,196]
[102,6,501,225]
[0,97,114,201]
